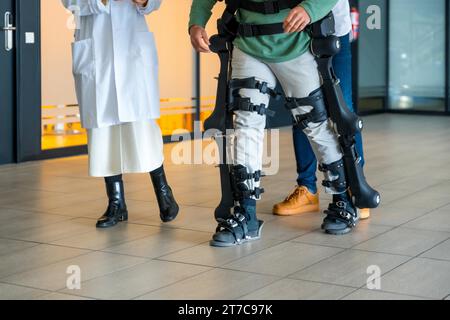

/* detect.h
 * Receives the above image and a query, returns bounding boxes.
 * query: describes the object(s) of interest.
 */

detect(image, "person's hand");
[283,6,311,33]
[132,0,149,7]
[189,25,211,53]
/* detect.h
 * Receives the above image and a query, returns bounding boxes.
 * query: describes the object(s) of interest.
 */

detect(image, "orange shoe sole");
[273,204,320,216]
[359,208,371,220]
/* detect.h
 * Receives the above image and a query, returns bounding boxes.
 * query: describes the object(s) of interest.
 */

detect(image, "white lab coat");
[62,0,162,129]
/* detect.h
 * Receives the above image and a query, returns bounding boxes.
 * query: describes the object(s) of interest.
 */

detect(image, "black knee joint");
[285,87,328,129]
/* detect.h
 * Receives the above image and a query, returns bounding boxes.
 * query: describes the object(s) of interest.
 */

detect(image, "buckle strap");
[236,187,265,199]
[229,98,275,116]
[233,165,263,183]
[217,212,248,242]
[319,160,345,173]
[230,77,280,98]
[322,180,347,189]
[238,22,285,38]
[324,201,357,227]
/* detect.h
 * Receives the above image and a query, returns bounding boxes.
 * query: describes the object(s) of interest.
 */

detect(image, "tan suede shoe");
[273,186,320,216]
[359,208,371,220]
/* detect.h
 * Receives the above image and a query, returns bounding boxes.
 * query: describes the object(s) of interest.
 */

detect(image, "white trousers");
[231,48,343,197]
[87,120,164,177]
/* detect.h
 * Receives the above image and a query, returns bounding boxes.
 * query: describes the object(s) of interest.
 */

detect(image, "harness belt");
[219,0,304,38]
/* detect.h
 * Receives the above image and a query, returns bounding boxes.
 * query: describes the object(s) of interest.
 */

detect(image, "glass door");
[389,0,446,111]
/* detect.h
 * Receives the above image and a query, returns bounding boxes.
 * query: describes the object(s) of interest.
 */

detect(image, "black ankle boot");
[96,179,128,229]
[150,166,179,222]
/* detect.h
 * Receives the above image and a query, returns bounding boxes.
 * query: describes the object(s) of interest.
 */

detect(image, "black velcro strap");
[230,77,280,98]
[240,187,265,199]
[318,159,344,173]
[239,0,303,14]
[319,159,347,193]
[322,179,347,190]
[238,22,285,37]
[216,212,248,242]
[229,98,275,116]
[233,165,263,183]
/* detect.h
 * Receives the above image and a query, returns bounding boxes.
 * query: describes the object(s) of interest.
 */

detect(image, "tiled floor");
[0,114,450,300]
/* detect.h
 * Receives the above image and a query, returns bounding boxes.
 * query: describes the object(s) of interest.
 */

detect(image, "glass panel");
[147,0,197,135]
[357,0,387,113]
[389,0,446,111]
[41,0,86,150]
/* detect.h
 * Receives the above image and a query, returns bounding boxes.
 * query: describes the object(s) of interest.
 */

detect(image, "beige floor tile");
[420,239,450,261]
[367,204,433,227]
[262,213,323,241]
[7,218,96,243]
[0,239,38,256]
[0,244,88,278]
[403,206,450,233]
[291,250,410,288]
[134,205,219,232]
[159,237,283,267]
[342,289,427,300]
[240,279,354,300]
[223,242,343,277]
[380,258,450,299]
[137,269,278,300]
[0,283,49,300]
[354,227,450,256]
[50,223,160,250]
[104,228,211,258]
[3,251,147,291]
[34,292,93,300]
[386,191,450,211]
[0,189,59,208]
[0,212,71,238]
[293,221,392,249]
[6,192,104,212]
[60,260,210,299]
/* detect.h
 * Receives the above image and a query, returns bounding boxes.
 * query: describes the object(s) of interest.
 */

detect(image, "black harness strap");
[229,97,275,116]
[238,22,285,37]
[319,159,348,193]
[231,165,266,200]
[229,77,280,98]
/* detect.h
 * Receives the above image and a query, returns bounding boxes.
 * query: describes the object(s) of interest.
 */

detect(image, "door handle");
[3,12,16,51]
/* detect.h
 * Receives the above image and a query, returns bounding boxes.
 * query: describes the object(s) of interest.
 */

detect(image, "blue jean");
[293,34,365,194]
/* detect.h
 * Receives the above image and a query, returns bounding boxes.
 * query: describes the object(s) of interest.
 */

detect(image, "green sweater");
[189,0,338,63]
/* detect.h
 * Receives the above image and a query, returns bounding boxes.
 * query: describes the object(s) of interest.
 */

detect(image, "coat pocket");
[134,31,159,68]
[72,38,95,76]
[71,39,96,128]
